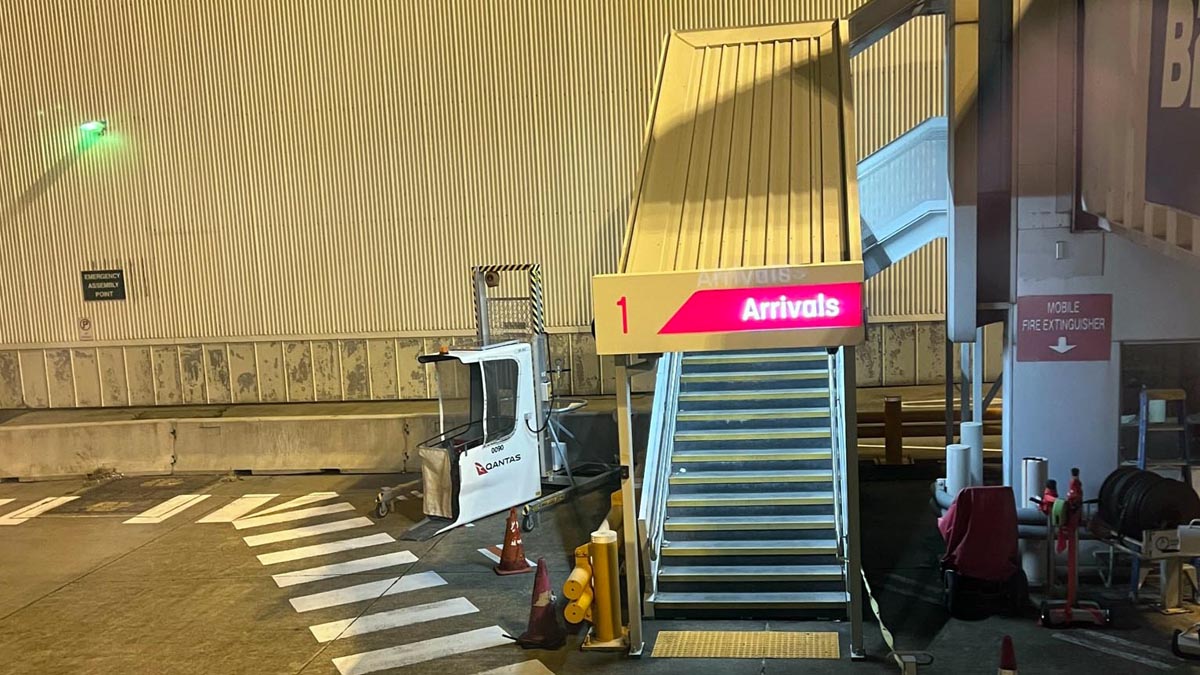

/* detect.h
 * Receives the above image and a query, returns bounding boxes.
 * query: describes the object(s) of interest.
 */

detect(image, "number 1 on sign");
[617,296,628,334]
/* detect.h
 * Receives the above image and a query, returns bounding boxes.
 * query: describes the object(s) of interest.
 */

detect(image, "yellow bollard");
[564,586,593,624]
[586,529,624,648]
[564,565,591,601]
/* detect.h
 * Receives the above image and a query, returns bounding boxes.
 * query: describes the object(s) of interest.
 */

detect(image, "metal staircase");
[641,348,854,616]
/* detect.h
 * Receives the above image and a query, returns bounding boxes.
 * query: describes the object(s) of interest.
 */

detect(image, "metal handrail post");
[615,356,643,656]
[841,346,864,659]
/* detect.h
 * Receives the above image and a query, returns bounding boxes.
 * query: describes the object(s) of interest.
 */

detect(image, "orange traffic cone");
[494,507,533,576]
[509,557,567,650]
[998,635,1017,674]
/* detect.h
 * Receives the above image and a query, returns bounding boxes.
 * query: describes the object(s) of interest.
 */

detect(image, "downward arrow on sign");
[1049,337,1076,354]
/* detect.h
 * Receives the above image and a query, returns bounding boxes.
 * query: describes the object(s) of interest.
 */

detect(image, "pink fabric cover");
[938,486,1020,582]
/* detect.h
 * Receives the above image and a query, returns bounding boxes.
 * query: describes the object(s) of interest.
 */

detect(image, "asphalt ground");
[1,472,1197,674]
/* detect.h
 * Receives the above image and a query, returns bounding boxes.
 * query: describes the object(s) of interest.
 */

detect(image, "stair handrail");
[827,350,846,559]
[637,350,681,599]
[832,348,852,560]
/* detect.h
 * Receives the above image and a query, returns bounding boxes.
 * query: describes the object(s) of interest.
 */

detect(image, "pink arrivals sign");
[659,282,864,335]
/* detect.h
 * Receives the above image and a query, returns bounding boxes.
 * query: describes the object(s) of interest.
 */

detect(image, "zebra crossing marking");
[242,517,373,547]
[473,661,555,675]
[272,550,419,588]
[0,497,80,525]
[248,492,338,517]
[308,597,478,643]
[197,494,278,523]
[232,503,355,530]
[256,533,395,566]
[288,571,448,613]
[331,625,510,675]
[124,495,212,524]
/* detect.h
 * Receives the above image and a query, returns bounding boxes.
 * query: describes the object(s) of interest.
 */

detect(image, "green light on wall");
[79,119,108,135]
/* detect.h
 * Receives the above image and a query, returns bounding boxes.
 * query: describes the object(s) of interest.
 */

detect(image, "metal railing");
[636,351,682,600]
[828,348,851,561]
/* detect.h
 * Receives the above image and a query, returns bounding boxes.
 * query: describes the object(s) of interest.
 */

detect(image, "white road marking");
[410,490,423,498]
[473,662,555,675]
[232,503,355,530]
[124,495,211,524]
[0,496,80,525]
[332,625,510,675]
[1051,633,1174,671]
[1077,630,1177,660]
[257,533,395,566]
[289,571,447,613]
[243,517,373,547]
[309,597,477,643]
[248,491,338,517]
[273,551,418,588]
[0,499,13,509]
[478,545,534,567]
[197,494,278,523]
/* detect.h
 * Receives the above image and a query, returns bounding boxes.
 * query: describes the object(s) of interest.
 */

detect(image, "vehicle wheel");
[375,499,389,519]
[1007,570,1029,615]
[521,511,537,533]
[943,570,959,617]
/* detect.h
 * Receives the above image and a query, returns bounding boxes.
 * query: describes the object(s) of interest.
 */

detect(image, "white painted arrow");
[1049,336,1077,354]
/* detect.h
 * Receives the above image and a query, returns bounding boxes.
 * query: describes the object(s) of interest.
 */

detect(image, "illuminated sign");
[660,282,862,335]
[593,263,865,355]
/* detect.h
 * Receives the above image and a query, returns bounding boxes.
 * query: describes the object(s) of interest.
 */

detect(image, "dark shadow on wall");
[2,140,93,225]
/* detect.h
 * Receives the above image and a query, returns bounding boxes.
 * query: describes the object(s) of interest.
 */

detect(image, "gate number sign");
[593,262,865,355]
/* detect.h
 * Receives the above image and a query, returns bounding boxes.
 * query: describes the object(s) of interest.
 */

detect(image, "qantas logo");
[475,454,522,476]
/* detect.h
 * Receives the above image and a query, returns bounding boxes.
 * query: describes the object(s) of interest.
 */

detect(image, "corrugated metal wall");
[1,1,943,347]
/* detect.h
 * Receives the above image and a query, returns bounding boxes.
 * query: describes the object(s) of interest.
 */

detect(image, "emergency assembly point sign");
[1016,294,1113,362]
[592,262,865,355]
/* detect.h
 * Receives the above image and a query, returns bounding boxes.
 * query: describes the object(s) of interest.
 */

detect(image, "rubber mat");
[651,631,840,659]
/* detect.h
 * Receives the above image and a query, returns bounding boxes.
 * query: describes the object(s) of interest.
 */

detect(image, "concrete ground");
[2,471,1197,674]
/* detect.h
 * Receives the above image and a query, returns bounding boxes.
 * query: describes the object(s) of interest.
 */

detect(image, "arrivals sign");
[1147,0,1200,216]
[1016,294,1112,362]
[592,262,864,355]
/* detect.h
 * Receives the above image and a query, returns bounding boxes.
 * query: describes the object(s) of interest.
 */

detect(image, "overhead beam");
[848,0,946,57]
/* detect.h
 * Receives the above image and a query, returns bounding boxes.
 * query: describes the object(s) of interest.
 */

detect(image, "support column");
[947,0,980,342]
[614,356,643,656]
[972,326,984,423]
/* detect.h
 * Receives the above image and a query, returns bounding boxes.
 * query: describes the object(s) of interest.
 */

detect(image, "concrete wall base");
[0,412,641,482]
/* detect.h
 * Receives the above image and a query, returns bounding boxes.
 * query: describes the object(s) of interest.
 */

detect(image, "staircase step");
[675,428,831,442]
[658,564,843,582]
[651,591,849,609]
[676,408,828,422]
[663,540,837,557]
[682,370,828,383]
[665,515,835,531]
[668,492,834,508]
[679,388,829,402]
[683,352,826,365]
[670,470,831,485]
[672,448,832,463]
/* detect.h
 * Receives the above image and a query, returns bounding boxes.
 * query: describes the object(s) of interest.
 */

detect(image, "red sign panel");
[1016,294,1113,362]
[659,282,864,335]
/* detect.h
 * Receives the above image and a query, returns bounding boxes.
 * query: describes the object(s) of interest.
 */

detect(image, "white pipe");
[962,421,984,486]
[946,444,970,497]
[1020,457,1048,586]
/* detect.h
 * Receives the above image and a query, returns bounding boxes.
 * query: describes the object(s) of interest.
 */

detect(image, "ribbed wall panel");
[866,238,946,320]
[1,2,943,346]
